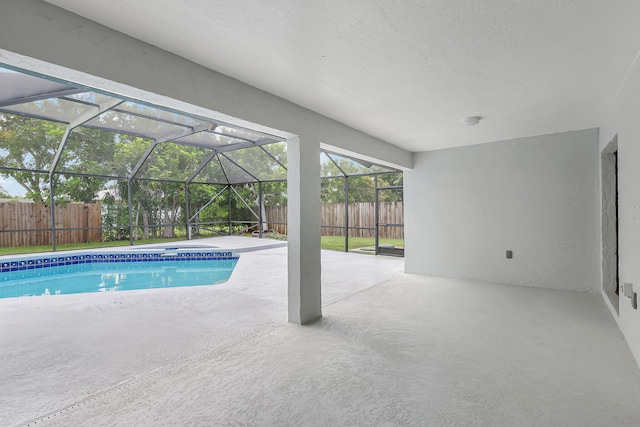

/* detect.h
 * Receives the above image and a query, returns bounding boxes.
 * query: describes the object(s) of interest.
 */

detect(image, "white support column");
[287,135,322,324]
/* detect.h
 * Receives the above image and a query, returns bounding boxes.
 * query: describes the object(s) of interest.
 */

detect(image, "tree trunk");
[194,209,201,235]
[163,206,174,238]
[142,208,150,239]
[260,201,268,231]
[253,193,268,232]
[163,203,180,238]
[134,201,140,240]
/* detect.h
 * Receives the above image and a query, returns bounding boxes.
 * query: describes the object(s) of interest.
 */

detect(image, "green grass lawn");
[0,237,185,256]
[0,235,403,256]
[320,236,404,252]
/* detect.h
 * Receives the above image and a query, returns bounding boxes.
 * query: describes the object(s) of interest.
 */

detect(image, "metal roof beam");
[220,153,260,182]
[259,145,287,170]
[128,141,158,181]
[127,124,213,181]
[0,88,85,108]
[49,98,125,175]
[68,98,124,129]
[215,155,231,185]
[189,185,228,222]
[186,151,218,184]
[212,142,252,153]
[156,124,213,144]
[171,140,242,151]
[111,106,214,129]
[211,131,256,144]
[0,109,66,124]
[80,124,151,140]
[230,186,260,220]
[324,151,348,176]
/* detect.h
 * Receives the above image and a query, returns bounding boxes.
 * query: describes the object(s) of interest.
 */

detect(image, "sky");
[0,176,27,197]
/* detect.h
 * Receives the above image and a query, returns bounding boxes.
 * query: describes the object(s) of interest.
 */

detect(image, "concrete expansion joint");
[16,321,283,427]
[323,274,404,309]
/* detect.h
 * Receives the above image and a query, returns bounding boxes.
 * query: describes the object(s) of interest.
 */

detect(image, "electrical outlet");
[506,250,513,259]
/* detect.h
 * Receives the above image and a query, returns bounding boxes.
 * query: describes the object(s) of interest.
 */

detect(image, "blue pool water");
[0,251,238,299]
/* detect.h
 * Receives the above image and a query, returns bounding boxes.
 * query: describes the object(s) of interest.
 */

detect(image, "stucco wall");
[599,48,640,366]
[405,129,600,292]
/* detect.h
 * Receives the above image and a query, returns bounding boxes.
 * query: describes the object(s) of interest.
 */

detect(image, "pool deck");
[2,236,640,426]
[0,236,404,426]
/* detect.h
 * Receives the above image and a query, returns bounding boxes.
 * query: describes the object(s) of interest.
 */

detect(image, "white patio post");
[287,135,322,324]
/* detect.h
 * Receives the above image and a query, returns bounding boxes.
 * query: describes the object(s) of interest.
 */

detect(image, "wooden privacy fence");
[265,202,404,239]
[0,202,102,247]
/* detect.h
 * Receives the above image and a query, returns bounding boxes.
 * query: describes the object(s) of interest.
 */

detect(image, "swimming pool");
[0,249,238,299]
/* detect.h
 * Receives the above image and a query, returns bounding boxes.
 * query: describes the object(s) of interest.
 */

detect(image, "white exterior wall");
[405,129,600,292]
[600,50,640,365]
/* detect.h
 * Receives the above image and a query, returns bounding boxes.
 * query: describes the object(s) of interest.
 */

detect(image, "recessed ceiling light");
[462,116,481,126]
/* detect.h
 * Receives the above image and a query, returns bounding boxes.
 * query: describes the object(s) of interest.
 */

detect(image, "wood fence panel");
[261,205,287,235]
[377,201,404,239]
[0,202,103,247]
[348,202,376,238]
[87,204,103,242]
[265,202,404,239]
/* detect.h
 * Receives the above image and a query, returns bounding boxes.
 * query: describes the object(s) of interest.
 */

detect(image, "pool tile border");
[0,250,238,273]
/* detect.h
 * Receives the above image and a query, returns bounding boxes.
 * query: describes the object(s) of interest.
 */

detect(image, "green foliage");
[0,113,136,203]
[0,237,185,256]
[0,114,64,202]
[0,114,64,172]
[56,176,110,204]
[188,144,289,236]
[321,173,403,204]
[1,107,402,243]
[101,188,130,241]
[0,186,12,198]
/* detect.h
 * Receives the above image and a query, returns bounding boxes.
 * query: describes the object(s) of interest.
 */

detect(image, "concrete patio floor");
[0,236,404,426]
[2,236,640,426]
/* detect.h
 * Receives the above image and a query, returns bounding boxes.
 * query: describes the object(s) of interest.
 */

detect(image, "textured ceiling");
[44,0,640,152]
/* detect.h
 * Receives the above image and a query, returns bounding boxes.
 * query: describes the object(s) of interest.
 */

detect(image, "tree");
[190,143,287,234]
[1,106,401,242]
[377,172,403,202]
[0,114,64,202]
[187,182,228,235]
[0,112,128,203]
[0,185,12,199]
[55,176,110,204]
[133,143,207,237]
